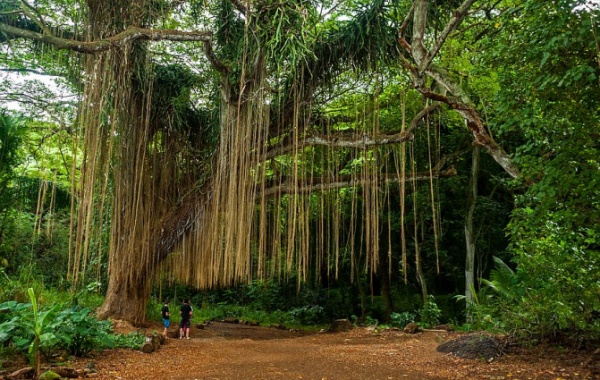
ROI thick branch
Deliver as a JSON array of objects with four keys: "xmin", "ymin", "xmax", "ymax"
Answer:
[
  {"xmin": 411, "ymin": 74, "xmax": 520, "ymax": 178},
  {"xmin": 0, "ymin": 23, "xmax": 213, "ymax": 53},
  {"xmin": 0, "ymin": 68, "xmax": 55, "ymax": 75},
  {"xmin": 266, "ymin": 131, "xmax": 413, "ymax": 160},
  {"xmin": 399, "ymin": 2, "xmax": 415, "ymax": 37},
  {"xmin": 258, "ymin": 167, "xmax": 457, "ymax": 198},
  {"xmin": 20, "ymin": 0, "xmax": 53, "ymax": 36},
  {"xmin": 266, "ymin": 103, "xmax": 441, "ymax": 159},
  {"xmin": 411, "ymin": 0, "xmax": 429, "ymax": 68},
  {"xmin": 397, "ymin": 3, "xmax": 520, "ymax": 179},
  {"xmin": 0, "ymin": 9, "xmax": 24, "ymax": 16},
  {"xmin": 203, "ymin": 37, "xmax": 229, "ymax": 75}
]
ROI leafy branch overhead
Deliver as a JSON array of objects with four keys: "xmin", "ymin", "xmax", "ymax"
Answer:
[{"xmin": 0, "ymin": 1, "xmax": 230, "ymax": 74}]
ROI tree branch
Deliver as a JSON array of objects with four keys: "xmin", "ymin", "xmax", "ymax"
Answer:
[
  {"xmin": 257, "ymin": 167, "xmax": 457, "ymax": 198},
  {"xmin": 0, "ymin": 9, "xmax": 23, "ymax": 16},
  {"xmin": 411, "ymin": 70, "xmax": 519, "ymax": 178},
  {"xmin": 411, "ymin": 0, "xmax": 429, "ymax": 69},
  {"xmin": 0, "ymin": 22, "xmax": 213, "ymax": 52},
  {"xmin": 229, "ymin": 0, "xmax": 248, "ymax": 15},
  {"xmin": 266, "ymin": 103, "xmax": 441, "ymax": 159},
  {"xmin": 399, "ymin": 1, "xmax": 415, "ymax": 37},
  {"xmin": 420, "ymin": 0, "xmax": 476, "ymax": 74},
  {"xmin": 20, "ymin": 0, "xmax": 53, "ymax": 37},
  {"xmin": 202, "ymin": 36, "xmax": 229, "ymax": 75},
  {"xmin": 0, "ymin": 68, "xmax": 55, "ymax": 76},
  {"xmin": 0, "ymin": 22, "xmax": 230, "ymax": 73}
]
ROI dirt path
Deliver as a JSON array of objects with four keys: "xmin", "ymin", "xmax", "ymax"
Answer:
[{"xmin": 69, "ymin": 322, "xmax": 595, "ymax": 380}]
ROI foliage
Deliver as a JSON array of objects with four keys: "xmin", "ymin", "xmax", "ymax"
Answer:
[
  {"xmin": 191, "ymin": 304, "xmax": 317, "ymax": 329},
  {"xmin": 51, "ymin": 305, "xmax": 113, "ymax": 357},
  {"xmin": 389, "ymin": 311, "xmax": 416, "ymax": 328},
  {"xmin": 0, "ymin": 111, "xmax": 75, "ymax": 293},
  {"xmin": 288, "ymin": 305, "xmax": 326, "ymax": 325},
  {"xmin": 146, "ymin": 297, "xmax": 164, "ymax": 323},
  {"xmin": 362, "ymin": 315, "xmax": 379, "ymax": 327},
  {"xmin": 26, "ymin": 288, "xmax": 55, "ymax": 374},
  {"xmin": 108, "ymin": 331, "xmax": 145, "ymax": 349},
  {"xmin": 0, "ymin": 296, "xmax": 144, "ymax": 367},
  {"xmin": 2, "ymin": 0, "xmax": 600, "ymax": 348},
  {"xmin": 0, "ymin": 265, "xmax": 44, "ymax": 303},
  {"xmin": 508, "ymin": 223, "xmax": 600, "ymax": 342},
  {"xmin": 0, "ymin": 111, "xmax": 25, "ymax": 214},
  {"xmin": 473, "ymin": 0, "xmax": 600, "ymax": 344},
  {"xmin": 418, "ymin": 295, "xmax": 441, "ymax": 328}
]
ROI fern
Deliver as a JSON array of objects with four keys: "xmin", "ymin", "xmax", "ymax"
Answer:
[{"xmin": 481, "ymin": 256, "xmax": 524, "ymax": 302}]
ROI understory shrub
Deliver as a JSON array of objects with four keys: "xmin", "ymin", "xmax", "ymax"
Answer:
[
  {"xmin": 0, "ymin": 298, "xmax": 144, "ymax": 364},
  {"xmin": 289, "ymin": 305, "xmax": 326, "ymax": 325},
  {"xmin": 467, "ymin": 251, "xmax": 600, "ymax": 345},
  {"xmin": 389, "ymin": 311, "xmax": 416, "ymax": 328},
  {"xmin": 418, "ymin": 295, "xmax": 441, "ymax": 327}
]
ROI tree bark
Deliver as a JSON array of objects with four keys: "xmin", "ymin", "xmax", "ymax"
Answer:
[
  {"xmin": 415, "ymin": 216, "xmax": 428, "ymax": 304},
  {"xmin": 0, "ymin": 22, "xmax": 213, "ymax": 53},
  {"xmin": 379, "ymin": 248, "xmax": 394, "ymax": 322},
  {"xmin": 98, "ymin": 276, "xmax": 150, "ymax": 324},
  {"xmin": 464, "ymin": 146, "xmax": 480, "ymax": 321}
]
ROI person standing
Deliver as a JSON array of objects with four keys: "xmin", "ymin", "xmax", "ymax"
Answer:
[
  {"xmin": 179, "ymin": 299, "xmax": 193, "ymax": 339},
  {"xmin": 161, "ymin": 300, "xmax": 170, "ymax": 338}
]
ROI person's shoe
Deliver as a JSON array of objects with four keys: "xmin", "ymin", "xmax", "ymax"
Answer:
[
  {"xmin": 179, "ymin": 336, "xmax": 183, "ymax": 339},
  {"xmin": 186, "ymin": 337, "xmax": 190, "ymax": 340}
]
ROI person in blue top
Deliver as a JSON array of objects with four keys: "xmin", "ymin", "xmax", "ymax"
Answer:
[
  {"xmin": 161, "ymin": 300, "xmax": 170, "ymax": 339},
  {"xmin": 179, "ymin": 299, "xmax": 193, "ymax": 339}
]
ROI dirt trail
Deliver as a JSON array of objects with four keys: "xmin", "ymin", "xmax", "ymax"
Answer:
[{"xmin": 69, "ymin": 322, "xmax": 595, "ymax": 380}]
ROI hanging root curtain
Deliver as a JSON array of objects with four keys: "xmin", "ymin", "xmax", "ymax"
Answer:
[{"xmin": 66, "ymin": 0, "xmax": 452, "ymax": 322}]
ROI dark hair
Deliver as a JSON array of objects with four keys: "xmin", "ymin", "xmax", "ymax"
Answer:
[
  {"xmin": 184, "ymin": 299, "xmax": 189, "ymax": 303},
  {"xmin": 164, "ymin": 300, "xmax": 169, "ymax": 304}
]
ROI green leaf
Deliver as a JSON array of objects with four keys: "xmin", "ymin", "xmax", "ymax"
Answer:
[{"xmin": 540, "ymin": 51, "xmax": 550, "ymax": 67}]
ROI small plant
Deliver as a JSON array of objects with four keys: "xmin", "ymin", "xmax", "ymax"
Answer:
[
  {"xmin": 419, "ymin": 295, "xmax": 441, "ymax": 328},
  {"xmin": 0, "ymin": 296, "xmax": 145, "ymax": 370},
  {"xmin": 108, "ymin": 331, "xmax": 145, "ymax": 349},
  {"xmin": 289, "ymin": 305, "xmax": 325, "ymax": 325},
  {"xmin": 363, "ymin": 316, "xmax": 379, "ymax": 326},
  {"xmin": 390, "ymin": 312, "xmax": 416, "ymax": 328},
  {"xmin": 27, "ymin": 288, "xmax": 61, "ymax": 377},
  {"xmin": 52, "ymin": 306, "xmax": 113, "ymax": 356}
]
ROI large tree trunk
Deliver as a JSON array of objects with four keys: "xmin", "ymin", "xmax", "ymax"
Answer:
[
  {"xmin": 98, "ymin": 276, "xmax": 150, "ymax": 324},
  {"xmin": 84, "ymin": 0, "xmax": 154, "ymax": 323},
  {"xmin": 96, "ymin": 43, "xmax": 256, "ymax": 323},
  {"xmin": 97, "ymin": 191, "xmax": 205, "ymax": 322}
]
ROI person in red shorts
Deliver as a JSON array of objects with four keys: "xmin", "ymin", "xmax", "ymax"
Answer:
[{"xmin": 179, "ymin": 299, "xmax": 193, "ymax": 339}]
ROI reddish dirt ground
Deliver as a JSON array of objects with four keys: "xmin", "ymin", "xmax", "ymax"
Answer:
[
  {"xmin": 61, "ymin": 321, "xmax": 597, "ymax": 380},
  {"xmin": 2, "ymin": 321, "xmax": 597, "ymax": 379}
]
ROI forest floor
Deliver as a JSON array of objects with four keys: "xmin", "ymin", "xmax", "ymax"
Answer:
[{"xmin": 3, "ymin": 320, "xmax": 599, "ymax": 380}]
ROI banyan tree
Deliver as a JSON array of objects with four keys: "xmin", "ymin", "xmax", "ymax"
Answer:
[{"xmin": 1, "ymin": 0, "xmax": 519, "ymax": 323}]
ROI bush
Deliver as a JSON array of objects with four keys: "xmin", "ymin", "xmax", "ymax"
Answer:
[
  {"xmin": 0, "ymin": 298, "xmax": 143, "ymax": 365},
  {"xmin": 418, "ymin": 295, "xmax": 441, "ymax": 328},
  {"xmin": 289, "ymin": 305, "xmax": 326, "ymax": 325},
  {"xmin": 51, "ymin": 306, "xmax": 113, "ymax": 356},
  {"xmin": 389, "ymin": 312, "xmax": 416, "ymax": 328}
]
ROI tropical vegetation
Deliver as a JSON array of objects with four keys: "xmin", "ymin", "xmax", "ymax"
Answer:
[{"xmin": 0, "ymin": 0, "xmax": 598, "ymax": 370}]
